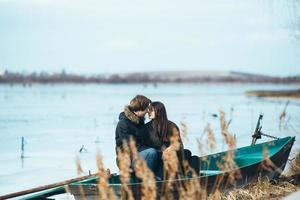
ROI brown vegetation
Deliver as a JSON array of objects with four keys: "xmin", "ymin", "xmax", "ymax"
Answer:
[
  {"xmin": 70, "ymin": 110, "xmax": 300, "ymax": 200},
  {"xmin": 246, "ymin": 90, "xmax": 300, "ymax": 98}
]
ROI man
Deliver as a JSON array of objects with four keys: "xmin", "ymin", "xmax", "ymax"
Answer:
[{"xmin": 115, "ymin": 95, "xmax": 158, "ymax": 172}]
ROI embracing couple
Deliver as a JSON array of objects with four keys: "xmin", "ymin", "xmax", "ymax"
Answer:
[{"xmin": 115, "ymin": 95, "xmax": 199, "ymax": 179}]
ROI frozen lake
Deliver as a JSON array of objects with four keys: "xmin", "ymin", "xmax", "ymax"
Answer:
[{"xmin": 0, "ymin": 83, "xmax": 300, "ymax": 196}]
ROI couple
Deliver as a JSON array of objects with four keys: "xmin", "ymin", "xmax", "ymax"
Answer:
[{"xmin": 115, "ymin": 95, "xmax": 199, "ymax": 179}]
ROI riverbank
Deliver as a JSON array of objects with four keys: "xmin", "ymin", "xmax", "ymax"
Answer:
[
  {"xmin": 246, "ymin": 89, "xmax": 300, "ymax": 98},
  {"xmin": 222, "ymin": 150, "xmax": 300, "ymax": 200}
]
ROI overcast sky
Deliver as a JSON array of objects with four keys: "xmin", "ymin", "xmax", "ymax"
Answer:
[{"xmin": 0, "ymin": 0, "xmax": 299, "ymax": 76}]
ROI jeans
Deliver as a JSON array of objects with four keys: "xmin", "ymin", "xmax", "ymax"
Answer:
[{"xmin": 138, "ymin": 148, "xmax": 158, "ymax": 173}]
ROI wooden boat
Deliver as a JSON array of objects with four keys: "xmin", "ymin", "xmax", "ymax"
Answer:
[{"xmin": 10, "ymin": 136, "xmax": 295, "ymax": 200}]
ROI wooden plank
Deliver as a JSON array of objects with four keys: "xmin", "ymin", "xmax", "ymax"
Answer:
[{"xmin": 0, "ymin": 173, "xmax": 98, "ymax": 200}]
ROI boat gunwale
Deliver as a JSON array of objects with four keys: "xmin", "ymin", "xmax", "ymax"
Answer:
[
  {"xmin": 21, "ymin": 136, "xmax": 296, "ymax": 199},
  {"xmin": 71, "ymin": 136, "xmax": 296, "ymax": 187},
  {"xmin": 198, "ymin": 136, "xmax": 295, "ymax": 175}
]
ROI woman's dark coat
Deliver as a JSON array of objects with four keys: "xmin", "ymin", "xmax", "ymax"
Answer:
[
  {"xmin": 143, "ymin": 121, "xmax": 183, "ymax": 151},
  {"xmin": 143, "ymin": 120, "xmax": 200, "ymax": 174},
  {"xmin": 142, "ymin": 120, "xmax": 184, "ymax": 160}
]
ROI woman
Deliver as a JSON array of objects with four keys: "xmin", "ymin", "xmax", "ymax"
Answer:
[
  {"xmin": 145, "ymin": 102, "xmax": 183, "ymax": 152},
  {"xmin": 143, "ymin": 102, "xmax": 199, "ymax": 178}
]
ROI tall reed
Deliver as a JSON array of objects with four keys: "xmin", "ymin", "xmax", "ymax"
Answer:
[
  {"xmin": 217, "ymin": 110, "xmax": 241, "ymax": 187},
  {"xmin": 96, "ymin": 153, "xmax": 116, "ymax": 200},
  {"xmin": 117, "ymin": 141, "xmax": 134, "ymax": 200},
  {"xmin": 205, "ymin": 123, "xmax": 216, "ymax": 153},
  {"xmin": 70, "ymin": 109, "xmax": 300, "ymax": 200},
  {"xmin": 129, "ymin": 138, "xmax": 157, "ymax": 200},
  {"xmin": 76, "ymin": 157, "xmax": 86, "ymax": 200}
]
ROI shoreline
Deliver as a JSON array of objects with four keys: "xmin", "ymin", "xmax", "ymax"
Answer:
[
  {"xmin": 1, "ymin": 70, "xmax": 300, "ymax": 85},
  {"xmin": 1, "ymin": 81, "xmax": 300, "ymax": 86},
  {"xmin": 246, "ymin": 89, "xmax": 300, "ymax": 98}
]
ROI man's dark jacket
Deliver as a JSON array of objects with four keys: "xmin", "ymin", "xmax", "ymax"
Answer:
[{"xmin": 115, "ymin": 106, "xmax": 147, "ymax": 152}]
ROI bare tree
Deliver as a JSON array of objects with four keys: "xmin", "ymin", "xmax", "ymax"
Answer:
[{"xmin": 291, "ymin": 0, "xmax": 300, "ymax": 40}]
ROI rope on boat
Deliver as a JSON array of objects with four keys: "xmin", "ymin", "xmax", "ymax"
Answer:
[
  {"xmin": 260, "ymin": 132, "xmax": 279, "ymax": 140},
  {"xmin": 251, "ymin": 114, "xmax": 280, "ymax": 145}
]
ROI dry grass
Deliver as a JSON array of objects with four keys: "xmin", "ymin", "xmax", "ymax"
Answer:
[
  {"xmin": 180, "ymin": 121, "xmax": 188, "ymax": 141},
  {"xmin": 75, "ymin": 157, "xmax": 86, "ymax": 200},
  {"xmin": 117, "ymin": 142, "xmax": 134, "ymax": 200},
  {"xmin": 70, "ymin": 109, "xmax": 300, "ymax": 200},
  {"xmin": 219, "ymin": 110, "xmax": 235, "ymax": 149},
  {"xmin": 196, "ymin": 138, "xmax": 206, "ymax": 157},
  {"xmin": 279, "ymin": 101, "xmax": 290, "ymax": 130},
  {"xmin": 216, "ymin": 110, "xmax": 241, "ymax": 187},
  {"xmin": 129, "ymin": 138, "xmax": 157, "ymax": 200},
  {"xmin": 224, "ymin": 178, "xmax": 299, "ymax": 200},
  {"xmin": 96, "ymin": 153, "xmax": 116, "ymax": 200},
  {"xmin": 75, "ymin": 156, "xmax": 84, "ymax": 175},
  {"xmin": 205, "ymin": 123, "xmax": 216, "ymax": 153},
  {"xmin": 288, "ymin": 149, "xmax": 300, "ymax": 176},
  {"xmin": 72, "ymin": 149, "xmax": 300, "ymax": 200},
  {"xmin": 178, "ymin": 164, "xmax": 202, "ymax": 200}
]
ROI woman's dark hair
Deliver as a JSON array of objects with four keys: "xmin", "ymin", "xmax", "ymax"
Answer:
[{"xmin": 150, "ymin": 101, "xmax": 169, "ymax": 142}]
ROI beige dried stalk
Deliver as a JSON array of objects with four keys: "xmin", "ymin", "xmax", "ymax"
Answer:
[
  {"xmin": 208, "ymin": 189, "xmax": 221, "ymax": 200},
  {"xmin": 219, "ymin": 110, "xmax": 235, "ymax": 149},
  {"xmin": 178, "ymin": 163, "xmax": 202, "ymax": 200},
  {"xmin": 117, "ymin": 141, "xmax": 134, "ymax": 200},
  {"xmin": 75, "ymin": 157, "xmax": 86, "ymax": 200},
  {"xmin": 163, "ymin": 134, "xmax": 180, "ymax": 178},
  {"xmin": 75, "ymin": 156, "xmax": 84, "ymax": 175},
  {"xmin": 259, "ymin": 147, "xmax": 281, "ymax": 174},
  {"xmin": 160, "ymin": 133, "xmax": 183, "ymax": 199},
  {"xmin": 63, "ymin": 185, "xmax": 72, "ymax": 199},
  {"xmin": 180, "ymin": 121, "xmax": 188, "ymax": 141},
  {"xmin": 96, "ymin": 153, "xmax": 116, "ymax": 200},
  {"xmin": 205, "ymin": 123, "xmax": 216, "ymax": 153},
  {"xmin": 217, "ymin": 110, "xmax": 241, "ymax": 186},
  {"xmin": 288, "ymin": 149, "xmax": 300, "ymax": 175},
  {"xmin": 196, "ymin": 138, "xmax": 206, "ymax": 157},
  {"xmin": 224, "ymin": 178, "xmax": 298, "ymax": 200},
  {"xmin": 129, "ymin": 138, "xmax": 157, "ymax": 200},
  {"xmin": 279, "ymin": 100, "xmax": 289, "ymax": 130}
]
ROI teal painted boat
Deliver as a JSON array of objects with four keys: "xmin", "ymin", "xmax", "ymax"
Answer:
[{"xmin": 18, "ymin": 136, "xmax": 295, "ymax": 200}]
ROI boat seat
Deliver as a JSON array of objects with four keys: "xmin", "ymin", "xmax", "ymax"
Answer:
[{"xmin": 200, "ymin": 170, "xmax": 221, "ymax": 176}]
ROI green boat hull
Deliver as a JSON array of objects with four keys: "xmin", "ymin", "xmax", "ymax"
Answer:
[{"xmin": 23, "ymin": 136, "xmax": 295, "ymax": 199}]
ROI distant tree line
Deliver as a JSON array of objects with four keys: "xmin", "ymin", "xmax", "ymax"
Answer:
[{"xmin": 0, "ymin": 70, "xmax": 299, "ymax": 84}]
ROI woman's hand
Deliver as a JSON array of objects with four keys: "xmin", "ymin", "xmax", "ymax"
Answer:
[
  {"xmin": 162, "ymin": 146, "xmax": 179, "ymax": 174},
  {"xmin": 162, "ymin": 146, "xmax": 173, "ymax": 161}
]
